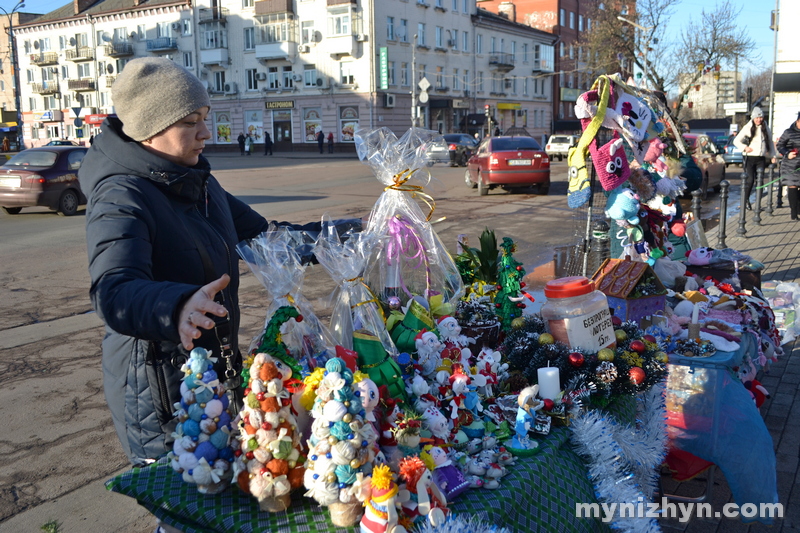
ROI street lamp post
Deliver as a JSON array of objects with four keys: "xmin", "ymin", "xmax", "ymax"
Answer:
[
  {"xmin": 1, "ymin": 0, "xmax": 26, "ymax": 151},
  {"xmin": 617, "ymin": 16, "xmax": 653, "ymax": 89}
]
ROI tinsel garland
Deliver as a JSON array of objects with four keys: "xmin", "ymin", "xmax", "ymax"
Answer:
[
  {"xmin": 412, "ymin": 514, "xmax": 511, "ymax": 533},
  {"xmin": 569, "ymin": 383, "xmax": 668, "ymax": 533}
]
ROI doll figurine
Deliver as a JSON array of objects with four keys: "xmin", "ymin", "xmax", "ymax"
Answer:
[
  {"xmin": 420, "ymin": 445, "xmax": 470, "ymax": 501},
  {"xmin": 360, "ymin": 464, "xmax": 407, "ymax": 533},
  {"xmin": 510, "ymin": 385, "xmax": 543, "ymax": 452},
  {"xmin": 398, "ymin": 456, "xmax": 448, "ymax": 527},
  {"xmin": 421, "ymin": 406, "xmax": 450, "ymax": 446},
  {"xmin": 436, "ymin": 316, "xmax": 474, "ymax": 368},
  {"xmin": 415, "ymin": 330, "xmax": 443, "ymax": 377}
]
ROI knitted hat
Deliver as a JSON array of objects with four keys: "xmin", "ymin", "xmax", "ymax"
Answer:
[
  {"xmin": 591, "ymin": 135, "xmax": 630, "ymax": 191},
  {"xmin": 751, "ymin": 107, "xmax": 764, "ymax": 119},
  {"xmin": 112, "ymin": 57, "xmax": 210, "ymax": 141}
]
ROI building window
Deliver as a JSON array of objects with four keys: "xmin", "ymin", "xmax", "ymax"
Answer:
[
  {"xmin": 203, "ymin": 26, "xmax": 228, "ymax": 49},
  {"xmin": 523, "ymin": 77, "xmax": 528, "ymax": 96},
  {"xmin": 78, "ymin": 63, "xmax": 92, "ymax": 78},
  {"xmin": 477, "ymin": 71, "xmax": 483, "ymax": 92},
  {"xmin": 476, "ymin": 34, "xmax": 482, "ymax": 54},
  {"xmin": 183, "ymin": 52, "xmax": 193, "ymax": 68},
  {"xmin": 156, "ymin": 22, "xmax": 172, "ymax": 38},
  {"xmin": 452, "ymin": 0, "xmax": 458, "ymax": 11},
  {"xmin": 246, "ymin": 69, "xmax": 258, "ymax": 90},
  {"xmin": 283, "ymin": 66, "xmax": 293, "ymax": 88},
  {"xmin": 463, "ymin": 70, "xmax": 468, "ymax": 91},
  {"xmin": 301, "ymin": 21, "xmax": 314, "ymax": 44},
  {"xmin": 47, "ymin": 125, "xmax": 60, "ymax": 139},
  {"xmin": 569, "ymin": 11, "xmax": 575, "ymax": 29},
  {"xmin": 578, "ymin": 15, "xmax": 584, "ymax": 31},
  {"xmin": 183, "ymin": 19, "xmax": 192, "ymax": 36},
  {"xmin": 268, "ymin": 66, "xmax": 279, "ymax": 89},
  {"xmin": 435, "ymin": 0, "xmax": 443, "ymax": 8},
  {"xmin": 453, "ymin": 68, "xmax": 459, "ymax": 90},
  {"xmin": 100, "ymin": 92, "xmax": 110, "ymax": 107},
  {"xmin": 40, "ymin": 38, "xmax": 52, "ymax": 51},
  {"xmin": 244, "ymin": 27, "xmax": 256, "ymax": 49},
  {"xmin": 401, "ymin": 62, "xmax": 409, "ymax": 85},
  {"xmin": 78, "ymin": 93, "xmax": 92, "ymax": 107},
  {"xmin": 417, "ymin": 63, "xmax": 425, "ymax": 84},
  {"xmin": 257, "ymin": 13, "xmax": 292, "ymax": 43},
  {"xmin": 511, "ymin": 41, "xmax": 516, "ymax": 60},
  {"xmin": 620, "ymin": 5, "xmax": 628, "ymax": 15},
  {"xmin": 559, "ymin": 9, "xmax": 565, "ymax": 26},
  {"xmin": 28, "ymin": 97, "xmax": 36, "ymax": 111},
  {"xmin": 329, "ymin": 7, "xmax": 351, "ymax": 36},
  {"xmin": 137, "ymin": 25, "xmax": 146, "ymax": 39},
  {"xmin": 559, "ymin": 42, "xmax": 564, "ymax": 57},
  {"xmin": 417, "ymin": 23, "xmax": 426, "ymax": 46},
  {"xmin": 26, "ymin": 69, "xmax": 34, "ymax": 83},
  {"xmin": 243, "ymin": 0, "xmax": 254, "ymax": 6},
  {"xmin": 43, "ymin": 95, "xmax": 57, "ymax": 110},
  {"xmin": 116, "ymin": 58, "xmax": 129, "ymax": 73},
  {"xmin": 387, "ymin": 17, "xmax": 395, "ymax": 40},
  {"xmin": 463, "ymin": 0, "xmax": 468, "ymax": 12},
  {"xmin": 462, "ymin": 31, "xmax": 468, "ymax": 52},
  {"xmin": 388, "ymin": 61, "xmax": 395, "ymax": 85},
  {"xmin": 23, "ymin": 40, "xmax": 30, "ymax": 53},
  {"xmin": 59, "ymin": 36, "xmax": 67, "ymax": 50},
  {"xmin": 214, "ymin": 71, "xmax": 226, "ymax": 92},
  {"xmin": 452, "ymin": 29, "xmax": 458, "ymax": 48},
  {"xmin": 304, "ymin": 64, "xmax": 317, "ymax": 87},
  {"xmin": 587, "ymin": 18, "xmax": 592, "ymax": 31},
  {"xmin": 63, "ymin": 94, "xmax": 71, "ymax": 107},
  {"xmin": 400, "ymin": 19, "xmax": 408, "ymax": 42},
  {"xmin": 340, "ymin": 62, "xmax": 355, "ymax": 85},
  {"xmin": 435, "ymin": 27, "xmax": 443, "ymax": 48},
  {"xmin": 40, "ymin": 67, "xmax": 53, "ymax": 82},
  {"xmin": 569, "ymin": 44, "xmax": 574, "ymax": 59},
  {"xmin": 436, "ymin": 66, "xmax": 444, "ymax": 88},
  {"xmin": 490, "ymin": 37, "xmax": 496, "ymax": 53}
]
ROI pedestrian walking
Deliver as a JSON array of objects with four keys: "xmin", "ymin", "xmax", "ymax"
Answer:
[
  {"xmin": 89, "ymin": 134, "xmax": 95, "ymax": 146},
  {"xmin": 776, "ymin": 112, "xmax": 800, "ymax": 220},
  {"xmin": 327, "ymin": 131, "xmax": 334, "ymax": 154},
  {"xmin": 245, "ymin": 133, "xmax": 253, "ymax": 156},
  {"xmin": 317, "ymin": 130, "xmax": 325, "ymax": 154},
  {"xmin": 237, "ymin": 132, "xmax": 246, "ymax": 155},
  {"xmin": 77, "ymin": 57, "xmax": 358, "ymax": 476},
  {"xmin": 1, "ymin": 137, "xmax": 9, "ymax": 152},
  {"xmin": 264, "ymin": 131, "xmax": 273, "ymax": 155},
  {"xmin": 733, "ymin": 107, "xmax": 776, "ymax": 210}
]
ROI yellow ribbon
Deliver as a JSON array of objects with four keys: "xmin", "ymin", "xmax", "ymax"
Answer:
[
  {"xmin": 345, "ymin": 276, "xmax": 387, "ymax": 323},
  {"xmin": 384, "ymin": 168, "xmax": 444, "ymax": 223}
]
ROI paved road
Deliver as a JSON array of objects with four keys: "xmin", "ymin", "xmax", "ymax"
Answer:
[{"xmin": 0, "ymin": 155, "xmax": 584, "ymax": 532}]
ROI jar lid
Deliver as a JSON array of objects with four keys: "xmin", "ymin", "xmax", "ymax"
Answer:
[{"xmin": 544, "ymin": 276, "xmax": 595, "ymax": 298}]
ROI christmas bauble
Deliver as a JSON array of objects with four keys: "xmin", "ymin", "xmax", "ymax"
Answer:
[
  {"xmin": 629, "ymin": 367, "xmax": 646, "ymax": 385},
  {"xmin": 643, "ymin": 335, "xmax": 657, "ymax": 344},
  {"xmin": 629, "ymin": 340, "xmax": 646, "ymax": 353},
  {"xmin": 538, "ymin": 333, "xmax": 555, "ymax": 345},
  {"xmin": 611, "ymin": 316, "xmax": 623, "ymax": 327},
  {"xmin": 614, "ymin": 329, "xmax": 628, "ymax": 342},
  {"xmin": 388, "ymin": 296, "xmax": 402, "ymax": 310},
  {"xmin": 511, "ymin": 317, "xmax": 526, "ymax": 329},
  {"xmin": 655, "ymin": 351, "xmax": 669, "ymax": 364},
  {"xmin": 567, "ymin": 352, "xmax": 585, "ymax": 367},
  {"xmin": 597, "ymin": 348, "xmax": 615, "ymax": 362},
  {"xmin": 543, "ymin": 398, "xmax": 555, "ymax": 411}
]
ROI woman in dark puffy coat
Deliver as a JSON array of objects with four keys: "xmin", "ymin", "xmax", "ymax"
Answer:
[
  {"xmin": 79, "ymin": 58, "xmax": 357, "ymax": 469},
  {"xmin": 776, "ymin": 113, "xmax": 800, "ymax": 220}
]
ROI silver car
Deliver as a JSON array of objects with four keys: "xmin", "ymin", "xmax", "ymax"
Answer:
[{"xmin": 723, "ymin": 139, "xmax": 743, "ymax": 167}]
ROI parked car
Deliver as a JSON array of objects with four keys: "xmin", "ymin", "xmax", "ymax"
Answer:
[
  {"xmin": 464, "ymin": 136, "xmax": 550, "ymax": 195},
  {"xmin": 45, "ymin": 140, "xmax": 79, "ymax": 146},
  {"xmin": 683, "ymin": 133, "xmax": 726, "ymax": 199},
  {"xmin": 545, "ymin": 134, "xmax": 577, "ymax": 161},
  {"xmin": 0, "ymin": 146, "xmax": 88, "ymax": 216},
  {"xmin": 425, "ymin": 137, "xmax": 451, "ymax": 165},
  {"xmin": 722, "ymin": 138, "xmax": 743, "ymax": 167},
  {"xmin": 442, "ymin": 133, "xmax": 478, "ymax": 166}
]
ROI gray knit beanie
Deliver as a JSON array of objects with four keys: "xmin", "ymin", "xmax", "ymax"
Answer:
[
  {"xmin": 751, "ymin": 107, "xmax": 764, "ymax": 119},
  {"xmin": 112, "ymin": 57, "xmax": 210, "ymax": 141}
]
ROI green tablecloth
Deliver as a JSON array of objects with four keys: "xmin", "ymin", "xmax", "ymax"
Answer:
[{"xmin": 106, "ymin": 427, "xmax": 609, "ymax": 533}]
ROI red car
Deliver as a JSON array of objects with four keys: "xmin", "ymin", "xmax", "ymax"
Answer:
[
  {"xmin": 0, "ymin": 146, "xmax": 88, "ymax": 216},
  {"xmin": 464, "ymin": 136, "xmax": 550, "ymax": 196}
]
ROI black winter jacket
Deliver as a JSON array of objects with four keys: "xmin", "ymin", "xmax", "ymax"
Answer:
[
  {"xmin": 79, "ymin": 119, "xmax": 357, "ymax": 465},
  {"xmin": 776, "ymin": 122, "xmax": 800, "ymax": 187}
]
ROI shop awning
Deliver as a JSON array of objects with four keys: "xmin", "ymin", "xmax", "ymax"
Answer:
[{"xmin": 0, "ymin": 122, "xmax": 18, "ymax": 132}]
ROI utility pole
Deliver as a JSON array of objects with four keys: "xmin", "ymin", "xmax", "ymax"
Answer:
[
  {"xmin": 768, "ymin": 0, "xmax": 779, "ymax": 131},
  {"xmin": 1, "ymin": 1, "xmax": 26, "ymax": 150},
  {"xmin": 411, "ymin": 34, "xmax": 417, "ymax": 127}
]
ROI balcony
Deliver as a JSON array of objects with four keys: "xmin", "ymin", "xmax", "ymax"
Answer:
[
  {"xmin": 198, "ymin": 6, "xmax": 229, "ymax": 24},
  {"xmin": 105, "ymin": 76, "xmax": 116, "ymax": 88},
  {"xmin": 68, "ymin": 79, "xmax": 96, "ymax": 91},
  {"xmin": 200, "ymin": 48, "xmax": 229, "ymax": 66},
  {"xmin": 254, "ymin": 40, "xmax": 297, "ymax": 61},
  {"xmin": 325, "ymin": 34, "xmax": 354, "ymax": 58},
  {"xmin": 256, "ymin": 0, "xmax": 295, "ymax": 14},
  {"xmin": 104, "ymin": 42, "xmax": 133, "ymax": 57},
  {"xmin": 146, "ymin": 37, "xmax": 178, "ymax": 52},
  {"xmin": 531, "ymin": 58, "xmax": 554, "ymax": 73},
  {"xmin": 65, "ymin": 47, "xmax": 94, "ymax": 62},
  {"xmin": 30, "ymin": 52, "xmax": 59, "ymax": 66},
  {"xmin": 32, "ymin": 81, "xmax": 60, "ymax": 95},
  {"xmin": 489, "ymin": 53, "xmax": 515, "ymax": 72}
]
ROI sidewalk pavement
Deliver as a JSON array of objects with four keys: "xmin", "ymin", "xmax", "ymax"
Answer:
[
  {"xmin": 660, "ymin": 185, "xmax": 800, "ymax": 532},
  {"xmin": 204, "ymin": 150, "xmax": 359, "ymax": 159}
]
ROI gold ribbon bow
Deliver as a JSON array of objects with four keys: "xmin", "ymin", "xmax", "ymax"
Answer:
[{"xmin": 385, "ymin": 168, "xmax": 444, "ymax": 223}]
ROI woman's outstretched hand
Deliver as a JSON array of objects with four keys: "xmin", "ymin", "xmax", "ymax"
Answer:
[{"xmin": 178, "ymin": 274, "xmax": 230, "ymax": 350}]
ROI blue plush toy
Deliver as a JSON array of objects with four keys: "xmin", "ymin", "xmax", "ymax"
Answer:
[{"xmin": 605, "ymin": 187, "xmax": 641, "ymax": 225}]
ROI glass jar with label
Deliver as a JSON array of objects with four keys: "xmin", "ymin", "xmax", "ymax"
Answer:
[{"xmin": 540, "ymin": 276, "xmax": 616, "ymax": 352}]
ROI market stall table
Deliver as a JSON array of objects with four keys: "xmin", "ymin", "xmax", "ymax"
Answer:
[{"xmin": 107, "ymin": 428, "xmax": 610, "ymax": 533}]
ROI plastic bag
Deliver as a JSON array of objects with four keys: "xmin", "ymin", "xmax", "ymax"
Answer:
[
  {"xmin": 314, "ymin": 217, "xmax": 398, "ymax": 355},
  {"xmin": 355, "ymin": 127, "xmax": 464, "ymax": 313},
  {"xmin": 236, "ymin": 225, "xmax": 336, "ymax": 372}
]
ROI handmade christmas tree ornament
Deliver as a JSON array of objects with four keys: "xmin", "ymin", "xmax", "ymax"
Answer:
[
  {"xmin": 494, "ymin": 237, "xmax": 529, "ymax": 330},
  {"xmin": 169, "ymin": 347, "xmax": 236, "ymax": 494}
]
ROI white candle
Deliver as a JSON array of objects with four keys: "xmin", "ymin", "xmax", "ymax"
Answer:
[
  {"xmin": 537, "ymin": 366, "xmax": 561, "ymax": 401},
  {"xmin": 691, "ymin": 302, "xmax": 700, "ymax": 324}
]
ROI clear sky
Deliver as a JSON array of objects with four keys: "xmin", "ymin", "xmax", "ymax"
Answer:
[{"xmin": 3, "ymin": 0, "xmax": 778, "ymax": 73}]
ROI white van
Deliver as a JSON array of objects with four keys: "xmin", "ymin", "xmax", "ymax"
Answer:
[{"xmin": 545, "ymin": 135, "xmax": 577, "ymax": 161}]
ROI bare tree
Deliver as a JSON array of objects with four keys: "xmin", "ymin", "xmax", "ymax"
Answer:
[
  {"xmin": 673, "ymin": 1, "xmax": 756, "ymax": 118},
  {"xmin": 742, "ymin": 68, "xmax": 773, "ymax": 105}
]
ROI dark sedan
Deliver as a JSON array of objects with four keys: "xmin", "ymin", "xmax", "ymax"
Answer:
[
  {"xmin": 443, "ymin": 133, "xmax": 478, "ymax": 167},
  {"xmin": 0, "ymin": 146, "xmax": 88, "ymax": 216}
]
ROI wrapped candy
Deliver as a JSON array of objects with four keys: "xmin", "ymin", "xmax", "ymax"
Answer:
[
  {"xmin": 355, "ymin": 127, "xmax": 464, "ymax": 314},
  {"xmin": 315, "ymin": 220, "xmax": 397, "ymax": 356},
  {"xmin": 237, "ymin": 225, "xmax": 336, "ymax": 372}
]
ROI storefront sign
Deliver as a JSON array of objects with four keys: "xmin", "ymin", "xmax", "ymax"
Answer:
[
  {"xmin": 33, "ymin": 110, "xmax": 63, "ymax": 121},
  {"xmin": 497, "ymin": 102, "xmax": 521, "ymax": 110},
  {"xmin": 379, "ymin": 47, "xmax": 389, "ymax": 91},
  {"xmin": 265, "ymin": 101, "xmax": 295, "ymax": 109},
  {"xmin": 452, "ymin": 99, "xmax": 470, "ymax": 109},
  {"xmin": 85, "ymin": 114, "xmax": 108, "ymax": 125},
  {"xmin": 560, "ymin": 88, "xmax": 581, "ymax": 102}
]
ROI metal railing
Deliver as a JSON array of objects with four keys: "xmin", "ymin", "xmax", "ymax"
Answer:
[
  {"xmin": 104, "ymin": 42, "xmax": 133, "ymax": 57},
  {"xmin": 198, "ymin": 6, "xmax": 229, "ymax": 24},
  {"xmin": 30, "ymin": 52, "xmax": 59, "ymax": 66},
  {"xmin": 68, "ymin": 78, "xmax": 96, "ymax": 91},
  {"xmin": 31, "ymin": 81, "xmax": 59, "ymax": 95},
  {"xmin": 146, "ymin": 37, "xmax": 178, "ymax": 51},
  {"xmin": 489, "ymin": 53, "xmax": 515, "ymax": 68},
  {"xmin": 65, "ymin": 47, "xmax": 94, "ymax": 61}
]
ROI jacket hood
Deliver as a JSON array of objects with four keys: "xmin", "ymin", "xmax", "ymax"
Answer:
[{"xmin": 78, "ymin": 117, "xmax": 211, "ymax": 202}]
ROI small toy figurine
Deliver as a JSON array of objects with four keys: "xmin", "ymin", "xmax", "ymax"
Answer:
[
  {"xmin": 398, "ymin": 456, "xmax": 448, "ymax": 527},
  {"xmin": 508, "ymin": 385, "xmax": 543, "ymax": 454},
  {"xmin": 436, "ymin": 316, "xmax": 474, "ymax": 368},
  {"xmin": 415, "ymin": 330, "xmax": 443, "ymax": 377},
  {"xmin": 420, "ymin": 445, "xmax": 470, "ymax": 501},
  {"xmin": 421, "ymin": 406, "xmax": 450, "ymax": 446},
  {"xmin": 360, "ymin": 464, "xmax": 407, "ymax": 533}
]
